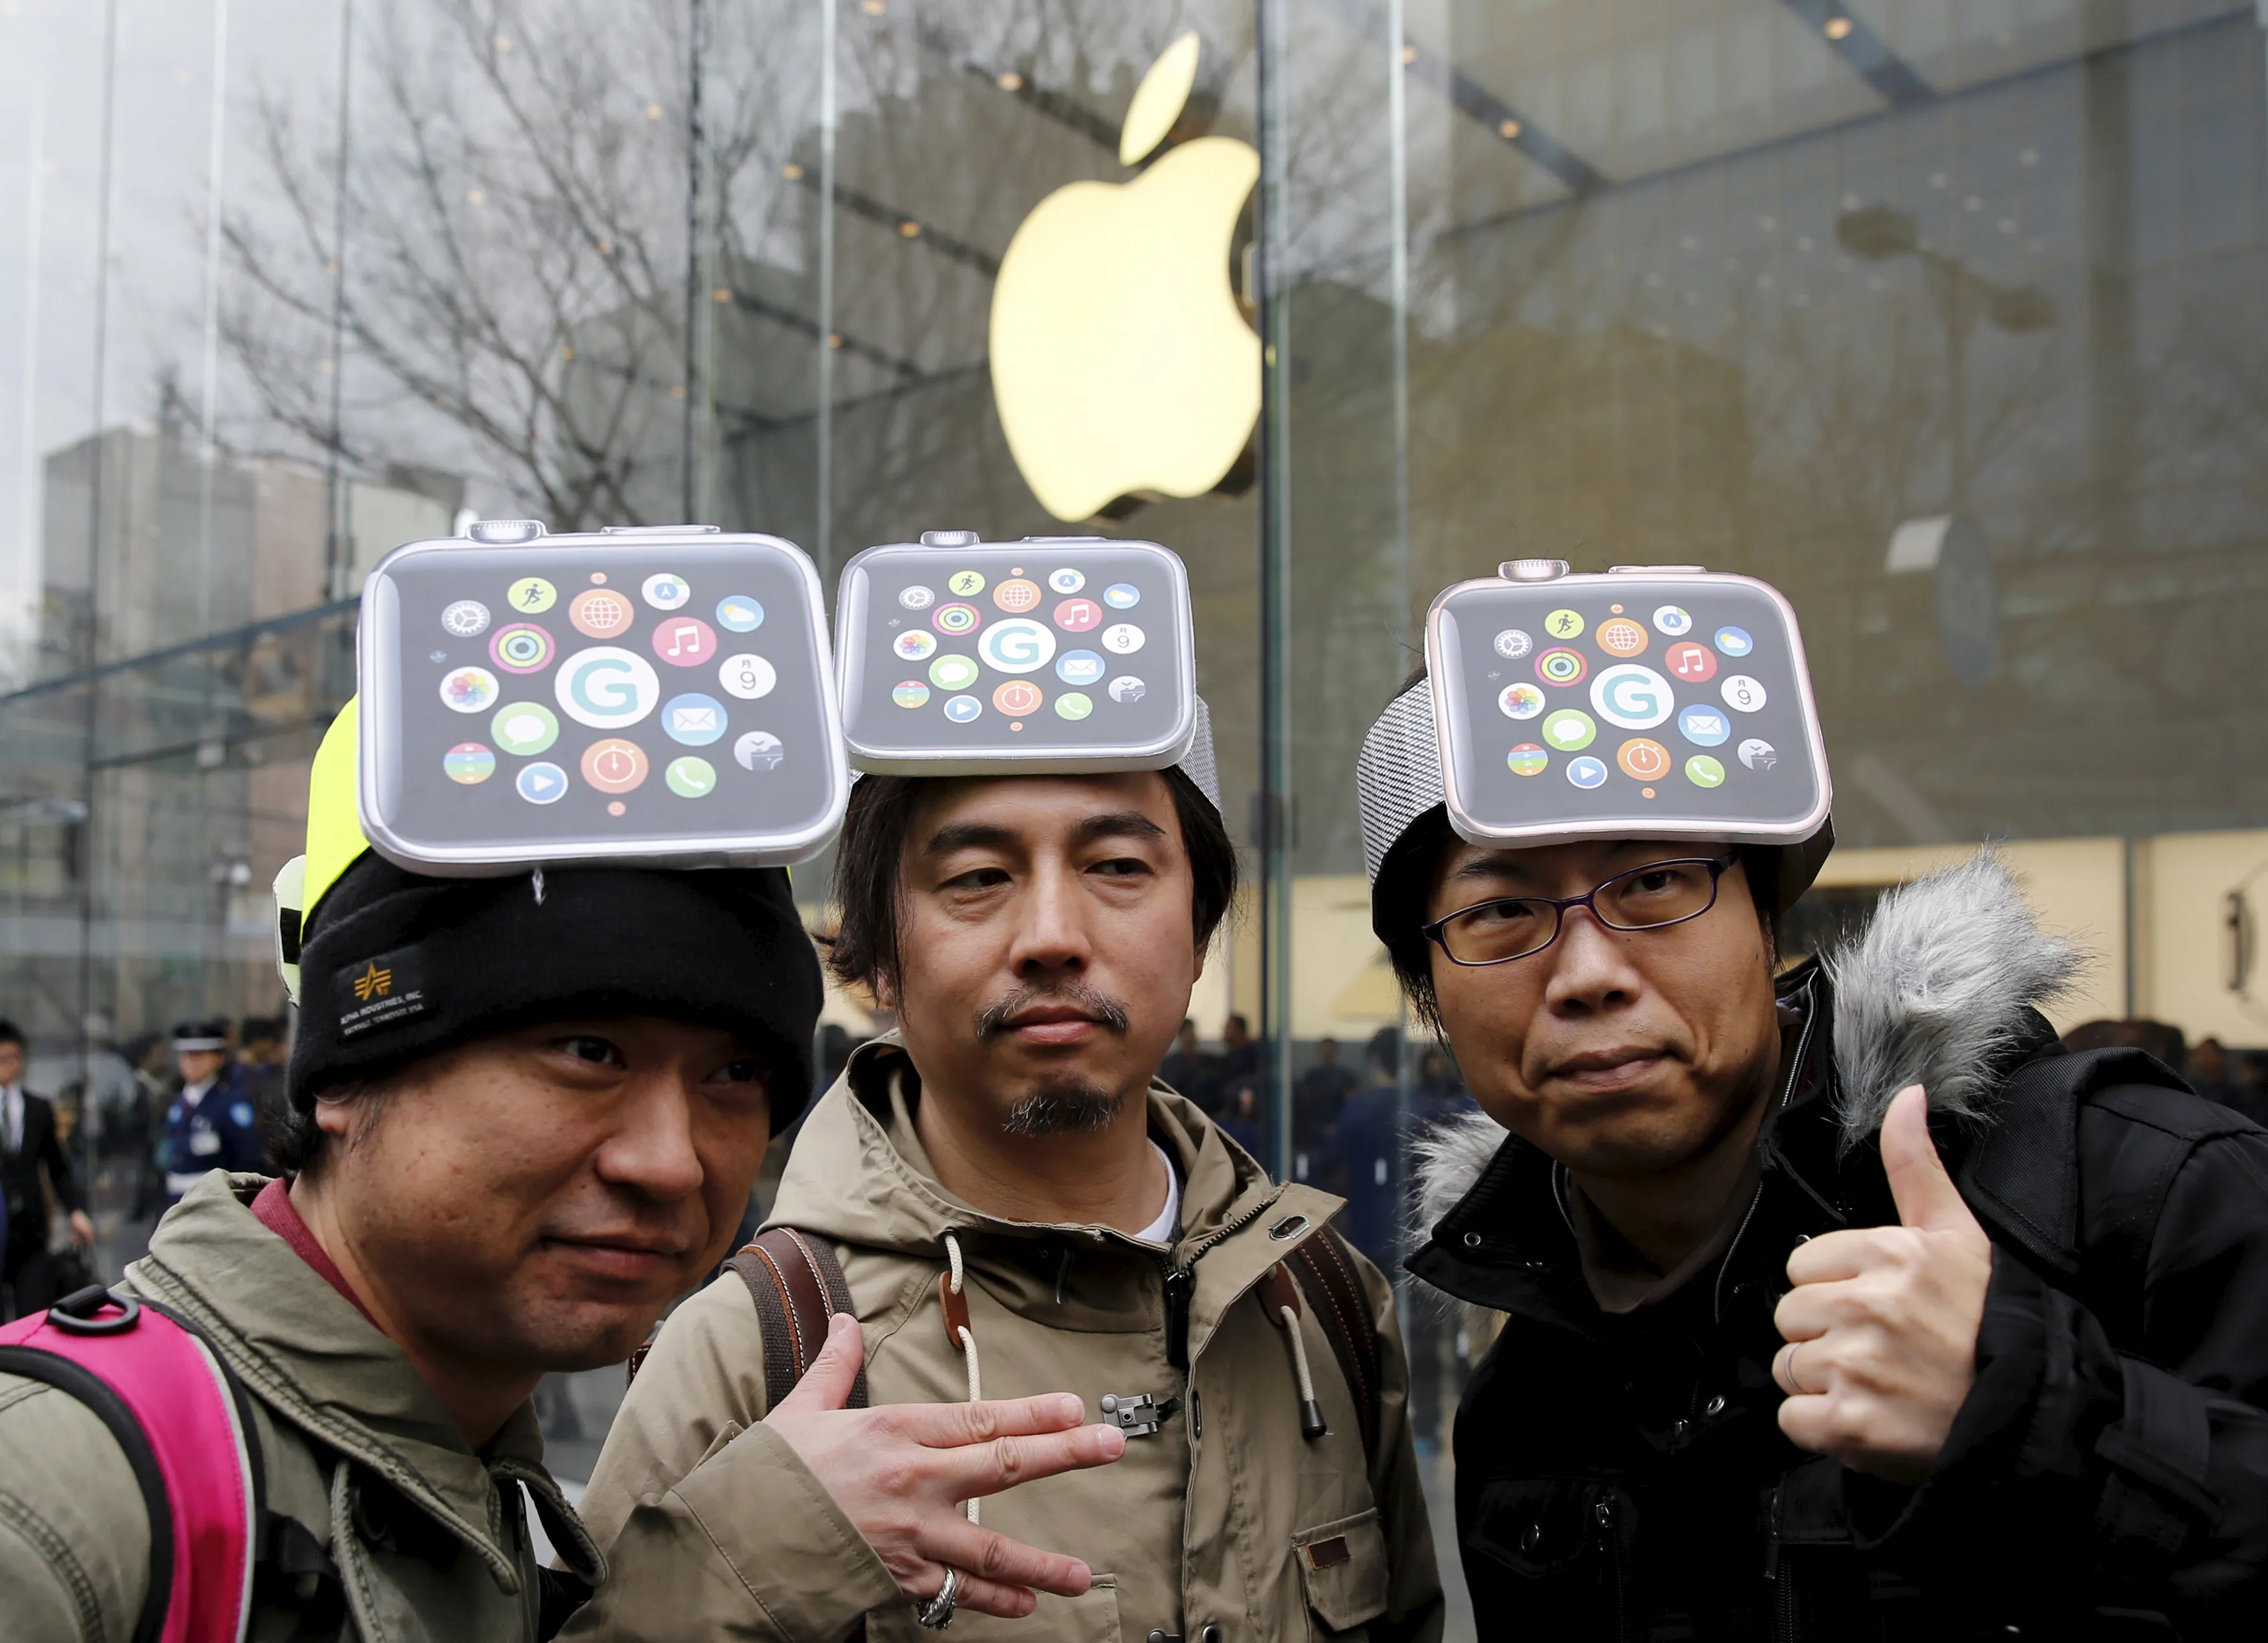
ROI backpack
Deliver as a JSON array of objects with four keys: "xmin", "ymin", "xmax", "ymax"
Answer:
[
  {"xmin": 686, "ymin": 1223, "xmax": 1388, "ymax": 1466},
  {"xmin": 0, "ymin": 1284, "xmax": 259, "ymax": 1643}
]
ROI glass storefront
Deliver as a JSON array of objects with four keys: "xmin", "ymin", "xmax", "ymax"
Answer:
[{"xmin": 7, "ymin": 0, "xmax": 2268, "ymax": 1615}]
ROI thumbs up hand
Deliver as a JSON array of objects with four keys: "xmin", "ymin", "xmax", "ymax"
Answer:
[{"xmin": 1772, "ymin": 1085, "xmax": 1994, "ymax": 1484}]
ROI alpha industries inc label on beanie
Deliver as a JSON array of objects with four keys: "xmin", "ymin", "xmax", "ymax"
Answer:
[{"xmin": 334, "ymin": 948, "xmax": 432, "ymax": 1040}]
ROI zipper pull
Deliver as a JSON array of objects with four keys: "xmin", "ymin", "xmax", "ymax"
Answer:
[{"xmin": 1164, "ymin": 1267, "xmax": 1193, "ymax": 1370}]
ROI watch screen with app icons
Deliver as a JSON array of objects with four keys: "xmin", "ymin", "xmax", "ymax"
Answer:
[
  {"xmin": 835, "ymin": 538, "xmax": 1194, "ymax": 773},
  {"xmin": 1428, "ymin": 572, "xmax": 1829, "ymax": 846},
  {"xmin": 359, "ymin": 531, "xmax": 845, "ymax": 870}
]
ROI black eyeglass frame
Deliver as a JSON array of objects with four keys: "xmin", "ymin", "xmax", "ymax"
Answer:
[{"xmin": 1420, "ymin": 853, "xmax": 1741, "ymax": 967}]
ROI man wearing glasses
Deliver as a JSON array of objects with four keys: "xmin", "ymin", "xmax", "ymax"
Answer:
[{"xmin": 1361, "ymin": 663, "xmax": 2268, "ymax": 1637}]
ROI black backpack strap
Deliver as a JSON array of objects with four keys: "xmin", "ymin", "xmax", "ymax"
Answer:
[
  {"xmin": 727, "ymin": 1227, "xmax": 869, "ymax": 1412},
  {"xmin": 0, "ymin": 1344, "xmax": 176, "ymax": 1643},
  {"xmin": 1288, "ymin": 1228, "xmax": 1384, "ymax": 1467}
]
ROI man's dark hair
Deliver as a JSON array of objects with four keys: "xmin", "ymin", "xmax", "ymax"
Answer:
[
  {"xmin": 265, "ymin": 1072, "xmax": 397, "ymax": 1179},
  {"xmin": 827, "ymin": 766, "xmax": 1237, "ymax": 993},
  {"xmin": 0, "ymin": 1018, "xmax": 23, "ymax": 1050}
]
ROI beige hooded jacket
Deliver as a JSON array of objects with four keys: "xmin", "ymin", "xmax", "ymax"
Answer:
[{"xmin": 572, "ymin": 1039, "xmax": 1443, "ymax": 1643}]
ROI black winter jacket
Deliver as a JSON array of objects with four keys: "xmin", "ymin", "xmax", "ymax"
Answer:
[{"xmin": 1407, "ymin": 878, "xmax": 2268, "ymax": 1639}]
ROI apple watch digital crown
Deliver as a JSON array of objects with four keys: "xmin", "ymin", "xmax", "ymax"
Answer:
[
  {"xmin": 1356, "ymin": 559, "xmax": 1833, "ymax": 892},
  {"xmin": 833, "ymin": 530, "xmax": 1218, "ymax": 807},
  {"xmin": 353, "ymin": 519, "xmax": 848, "ymax": 875}
]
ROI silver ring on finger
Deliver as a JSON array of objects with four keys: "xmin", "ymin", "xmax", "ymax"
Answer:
[
  {"xmin": 1785, "ymin": 1340, "xmax": 1816, "ymax": 1397},
  {"xmin": 916, "ymin": 1566, "xmax": 961, "ymax": 1630}
]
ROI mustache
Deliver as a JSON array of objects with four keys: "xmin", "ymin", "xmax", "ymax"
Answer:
[{"xmin": 973, "ymin": 980, "xmax": 1133, "ymax": 1040}]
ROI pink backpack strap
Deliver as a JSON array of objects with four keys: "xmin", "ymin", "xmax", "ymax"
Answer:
[{"xmin": 0, "ymin": 1285, "xmax": 260, "ymax": 1643}]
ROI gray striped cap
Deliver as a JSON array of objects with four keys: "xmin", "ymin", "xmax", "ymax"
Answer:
[{"xmin": 1356, "ymin": 677, "xmax": 1444, "ymax": 884}]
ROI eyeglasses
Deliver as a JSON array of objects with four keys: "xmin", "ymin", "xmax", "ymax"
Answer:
[{"xmin": 1420, "ymin": 854, "xmax": 1739, "ymax": 967}]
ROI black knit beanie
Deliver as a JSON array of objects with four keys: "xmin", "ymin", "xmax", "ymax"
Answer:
[{"xmin": 288, "ymin": 853, "xmax": 821, "ymax": 1132}]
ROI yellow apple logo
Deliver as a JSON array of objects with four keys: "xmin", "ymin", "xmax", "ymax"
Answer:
[{"xmin": 990, "ymin": 33, "xmax": 1261, "ymax": 522}]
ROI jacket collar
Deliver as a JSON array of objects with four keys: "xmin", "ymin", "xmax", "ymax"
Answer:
[
  {"xmin": 769, "ymin": 1034, "xmax": 1345, "ymax": 1352},
  {"xmin": 127, "ymin": 1173, "xmax": 598, "ymax": 1592}
]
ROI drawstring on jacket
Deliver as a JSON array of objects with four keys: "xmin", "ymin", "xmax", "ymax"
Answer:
[
  {"xmin": 1262, "ymin": 1263, "xmax": 1329, "ymax": 1442},
  {"xmin": 941, "ymin": 1232, "xmax": 984, "ymax": 1524}
]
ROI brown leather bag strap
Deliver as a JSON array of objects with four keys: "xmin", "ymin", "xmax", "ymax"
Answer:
[
  {"xmin": 726, "ymin": 1226, "xmax": 870, "ymax": 1412},
  {"xmin": 1288, "ymin": 1228, "xmax": 1383, "ymax": 1467}
]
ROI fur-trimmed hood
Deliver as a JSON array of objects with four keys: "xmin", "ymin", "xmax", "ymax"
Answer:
[{"xmin": 1409, "ymin": 849, "xmax": 2084, "ymax": 1241}]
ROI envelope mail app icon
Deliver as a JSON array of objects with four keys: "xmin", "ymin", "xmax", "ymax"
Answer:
[{"xmin": 662, "ymin": 691, "xmax": 728, "ymax": 747}]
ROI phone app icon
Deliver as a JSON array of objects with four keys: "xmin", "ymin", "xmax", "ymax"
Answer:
[
  {"xmin": 733, "ymin": 731, "xmax": 784, "ymax": 771},
  {"xmin": 715, "ymin": 595, "xmax": 763, "ymax": 632},
  {"xmin": 1685, "ymin": 755, "xmax": 1726, "ymax": 788},
  {"xmin": 1056, "ymin": 650, "xmax": 1105, "ymax": 685},
  {"xmin": 899, "ymin": 585, "xmax": 935, "ymax": 611},
  {"xmin": 1103, "ymin": 583, "xmax": 1140, "ymax": 610},
  {"xmin": 440, "ymin": 667, "xmax": 500, "ymax": 714},
  {"xmin": 1108, "ymin": 676, "xmax": 1146, "ymax": 704},
  {"xmin": 1054, "ymin": 597, "xmax": 1102, "ymax": 632},
  {"xmin": 929, "ymin": 654, "xmax": 980, "ymax": 692},
  {"xmin": 1541, "ymin": 709, "xmax": 1596, "ymax": 752},
  {"xmin": 1499, "ymin": 682, "xmax": 1545, "ymax": 720},
  {"xmin": 442, "ymin": 599, "xmax": 490, "ymax": 638},
  {"xmin": 980, "ymin": 618, "xmax": 1056, "ymax": 674},
  {"xmin": 1596, "ymin": 617, "xmax": 1649, "ymax": 658},
  {"xmin": 1720, "ymin": 674, "xmax": 1767, "ymax": 712},
  {"xmin": 489, "ymin": 623, "xmax": 555, "ymax": 674},
  {"xmin": 1545, "ymin": 608, "xmax": 1586, "ymax": 641},
  {"xmin": 1494, "ymin": 628, "xmax": 1533, "ymax": 660},
  {"xmin": 581, "ymin": 738, "xmax": 649, "ymax": 794},
  {"xmin": 1654, "ymin": 605, "xmax": 1693, "ymax": 636},
  {"xmin": 1714, "ymin": 625, "xmax": 1754, "ymax": 658},
  {"xmin": 663, "ymin": 691, "xmax": 727, "ymax": 746},
  {"xmin": 993, "ymin": 680, "xmax": 1043, "ymax": 717},
  {"xmin": 934, "ymin": 603, "xmax": 981, "ymax": 636},
  {"xmin": 993, "ymin": 578, "xmax": 1042, "ymax": 614},
  {"xmin": 1737, "ymin": 737, "xmax": 1778, "ymax": 772},
  {"xmin": 893, "ymin": 681, "xmax": 931, "ymax": 709},
  {"xmin": 1617, "ymin": 738, "xmax": 1671, "ymax": 780},
  {"xmin": 1506, "ymin": 743, "xmax": 1549, "ymax": 777},
  {"xmin": 943, "ymin": 695, "xmax": 982, "ymax": 723},
  {"xmin": 1590, "ymin": 664, "xmax": 1673, "ymax": 730},
  {"xmin": 717, "ymin": 652, "xmax": 777, "ymax": 700},
  {"xmin": 491, "ymin": 702, "xmax": 560, "ymax": 757},
  {"xmin": 1101, "ymin": 623, "xmax": 1144, "ymax": 655},
  {"xmin": 443, "ymin": 742, "xmax": 495, "ymax": 785},
  {"xmin": 642, "ymin": 573, "xmax": 691, "ymax": 610},
  {"xmin": 651, "ymin": 617, "xmax": 717, "ymax": 667},
  {"xmin": 1677, "ymin": 704, "xmax": 1731, "ymax": 746},
  {"xmin": 947, "ymin": 570, "xmax": 986, "ymax": 597},
  {"xmin": 1566, "ymin": 755, "xmax": 1609, "ymax": 790},
  {"xmin": 665, "ymin": 756, "xmax": 717, "ymax": 799},
  {"xmin": 555, "ymin": 647, "xmax": 660, "ymax": 728},
  {"xmin": 516, "ymin": 761, "xmax": 568, "ymax": 804},
  {"xmin": 895, "ymin": 630, "xmax": 938, "ymax": 662},
  {"xmin": 570, "ymin": 587, "xmax": 636, "ymax": 639},
  {"xmin": 1664, "ymin": 641, "xmax": 1717, "ymax": 684},
  {"xmin": 1536, "ymin": 647, "xmax": 1587, "ymax": 687},
  {"xmin": 507, "ymin": 577, "xmax": 556, "ymax": 614},
  {"xmin": 1048, "ymin": 568, "xmax": 1085, "ymax": 593},
  {"xmin": 1056, "ymin": 692, "xmax": 1094, "ymax": 720}
]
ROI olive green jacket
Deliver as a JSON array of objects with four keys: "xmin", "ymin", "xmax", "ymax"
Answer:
[{"xmin": 572, "ymin": 1039, "xmax": 1443, "ymax": 1643}]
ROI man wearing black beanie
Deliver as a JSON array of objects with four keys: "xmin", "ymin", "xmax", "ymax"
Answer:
[{"xmin": 0, "ymin": 708, "xmax": 1120, "ymax": 1642}]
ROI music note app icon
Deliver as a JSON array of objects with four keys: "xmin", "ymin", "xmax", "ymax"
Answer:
[
  {"xmin": 651, "ymin": 617, "xmax": 717, "ymax": 667},
  {"xmin": 1665, "ymin": 641, "xmax": 1717, "ymax": 684}
]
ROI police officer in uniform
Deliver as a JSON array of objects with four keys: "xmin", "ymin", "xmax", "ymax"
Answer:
[{"xmin": 159, "ymin": 1020, "xmax": 262, "ymax": 1206}]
